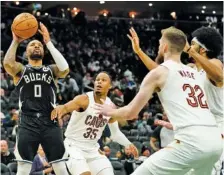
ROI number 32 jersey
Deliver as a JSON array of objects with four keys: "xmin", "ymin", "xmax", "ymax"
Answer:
[
  {"xmin": 64, "ymin": 91, "xmax": 112, "ymax": 151},
  {"xmin": 157, "ymin": 60, "xmax": 217, "ymax": 131},
  {"xmin": 16, "ymin": 65, "xmax": 57, "ymax": 116}
]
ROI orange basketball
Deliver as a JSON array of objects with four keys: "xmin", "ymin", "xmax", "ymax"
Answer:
[{"xmin": 12, "ymin": 13, "xmax": 38, "ymax": 39}]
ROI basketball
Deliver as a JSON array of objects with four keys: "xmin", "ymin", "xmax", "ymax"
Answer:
[{"xmin": 11, "ymin": 13, "xmax": 38, "ymax": 39}]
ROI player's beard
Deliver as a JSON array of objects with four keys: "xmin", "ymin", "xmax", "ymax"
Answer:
[{"xmin": 30, "ymin": 53, "xmax": 43, "ymax": 60}]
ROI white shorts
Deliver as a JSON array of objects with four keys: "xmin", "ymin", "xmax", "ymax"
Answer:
[
  {"xmin": 132, "ymin": 126, "xmax": 222, "ymax": 175},
  {"xmin": 64, "ymin": 139, "xmax": 113, "ymax": 175}
]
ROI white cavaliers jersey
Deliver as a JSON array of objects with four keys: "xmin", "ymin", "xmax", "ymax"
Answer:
[
  {"xmin": 199, "ymin": 69, "xmax": 223, "ymax": 132},
  {"xmin": 158, "ymin": 60, "xmax": 217, "ymax": 132},
  {"xmin": 64, "ymin": 91, "xmax": 112, "ymax": 150}
]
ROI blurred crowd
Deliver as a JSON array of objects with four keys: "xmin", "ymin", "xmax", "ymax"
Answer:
[{"xmin": 1, "ymin": 6, "xmax": 223, "ymax": 175}]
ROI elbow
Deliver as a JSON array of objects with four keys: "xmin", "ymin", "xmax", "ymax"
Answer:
[
  {"xmin": 3, "ymin": 59, "xmax": 9, "ymax": 67},
  {"xmin": 3, "ymin": 60, "xmax": 11, "ymax": 70}
]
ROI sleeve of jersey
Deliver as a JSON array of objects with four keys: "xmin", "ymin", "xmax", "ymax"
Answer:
[
  {"xmin": 108, "ymin": 121, "xmax": 132, "ymax": 147},
  {"xmin": 46, "ymin": 41, "xmax": 69, "ymax": 71}
]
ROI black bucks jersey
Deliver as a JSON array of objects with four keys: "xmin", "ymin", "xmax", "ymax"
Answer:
[{"xmin": 16, "ymin": 65, "xmax": 57, "ymax": 116}]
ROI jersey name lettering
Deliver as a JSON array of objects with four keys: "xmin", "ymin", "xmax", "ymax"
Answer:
[
  {"xmin": 178, "ymin": 70, "xmax": 195, "ymax": 80},
  {"xmin": 85, "ymin": 115, "xmax": 107, "ymax": 128},
  {"xmin": 24, "ymin": 73, "xmax": 53, "ymax": 84}
]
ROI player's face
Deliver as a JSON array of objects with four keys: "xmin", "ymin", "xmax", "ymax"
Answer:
[
  {"xmin": 104, "ymin": 147, "xmax": 111, "ymax": 156},
  {"xmin": 125, "ymin": 147, "xmax": 131, "ymax": 156},
  {"xmin": 37, "ymin": 145, "xmax": 45, "ymax": 156},
  {"xmin": 26, "ymin": 40, "xmax": 44, "ymax": 60},
  {"xmin": 94, "ymin": 73, "xmax": 111, "ymax": 96}
]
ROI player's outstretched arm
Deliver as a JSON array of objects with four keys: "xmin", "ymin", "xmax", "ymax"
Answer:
[
  {"xmin": 51, "ymin": 94, "xmax": 88, "ymax": 120},
  {"xmin": 185, "ymin": 44, "xmax": 223, "ymax": 85},
  {"xmin": 3, "ymin": 32, "xmax": 25, "ymax": 82},
  {"xmin": 95, "ymin": 66, "xmax": 168, "ymax": 120},
  {"xmin": 108, "ymin": 118, "xmax": 139, "ymax": 158},
  {"xmin": 38, "ymin": 22, "xmax": 69, "ymax": 78},
  {"xmin": 127, "ymin": 27, "xmax": 159, "ymax": 71}
]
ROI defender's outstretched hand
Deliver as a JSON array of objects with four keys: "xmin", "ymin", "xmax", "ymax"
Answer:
[
  {"xmin": 127, "ymin": 27, "xmax": 141, "ymax": 53},
  {"xmin": 94, "ymin": 99, "xmax": 115, "ymax": 117},
  {"xmin": 51, "ymin": 105, "xmax": 68, "ymax": 127}
]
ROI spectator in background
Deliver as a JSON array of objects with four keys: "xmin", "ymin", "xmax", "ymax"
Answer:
[
  {"xmin": 2, "ymin": 109, "xmax": 19, "ymax": 127},
  {"xmin": 110, "ymin": 87, "xmax": 124, "ymax": 107},
  {"xmin": 115, "ymin": 151, "xmax": 124, "ymax": 160},
  {"xmin": 83, "ymin": 72, "xmax": 93, "ymax": 92},
  {"xmin": 124, "ymin": 147, "xmax": 134, "ymax": 161},
  {"xmin": 30, "ymin": 145, "xmax": 54, "ymax": 175},
  {"xmin": 61, "ymin": 75, "xmax": 79, "ymax": 101},
  {"xmin": 0, "ymin": 112, "xmax": 6, "ymax": 126},
  {"xmin": 72, "ymin": 69, "xmax": 83, "ymax": 94},
  {"xmin": 122, "ymin": 69, "xmax": 137, "ymax": 105},
  {"xmin": 103, "ymin": 146, "xmax": 111, "ymax": 160},
  {"xmin": 0, "ymin": 140, "xmax": 15, "ymax": 165},
  {"xmin": 1, "ymin": 73, "xmax": 8, "ymax": 90},
  {"xmin": 150, "ymin": 112, "xmax": 174, "ymax": 152},
  {"xmin": 0, "ymin": 88, "xmax": 9, "ymax": 114},
  {"xmin": 11, "ymin": 110, "xmax": 19, "ymax": 140},
  {"xmin": 138, "ymin": 146, "xmax": 151, "ymax": 162},
  {"xmin": 121, "ymin": 119, "xmax": 138, "ymax": 130},
  {"xmin": 137, "ymin": 111, "xmax": 153, "ymax": 135},
  {"xmin": 124, "ymin": 147, "xmax": 135, "ymax": 174}
]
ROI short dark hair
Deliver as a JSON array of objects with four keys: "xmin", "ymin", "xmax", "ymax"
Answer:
[
  {"xmin": 162, "ymin": 27, "xmax": 187, "ymax": 53},
  {"xmin": 94, "ymin": 71, "xmax": 112, "ymax": 83},
  {"xmin": 192, "ymin": 27, "xmax": 223, "ymax": 58}
]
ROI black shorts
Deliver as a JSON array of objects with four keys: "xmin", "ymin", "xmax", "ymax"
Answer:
[{"xmin": 15, "ymin": 113, "xmax": 67, "ymax": 163}]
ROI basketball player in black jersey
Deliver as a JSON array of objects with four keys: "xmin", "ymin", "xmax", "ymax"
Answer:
[{"xmin": 3, "ymin": 22, "xmax": 70, "ymax": 175}]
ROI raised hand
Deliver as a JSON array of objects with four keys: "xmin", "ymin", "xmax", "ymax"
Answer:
[
  {"xmin": 38, "ymin": 22, "xmax": 50, "ymax": 44},
  {"xmin": 127, "ymin": 27, "xmax": 141, "ymax": 53}
]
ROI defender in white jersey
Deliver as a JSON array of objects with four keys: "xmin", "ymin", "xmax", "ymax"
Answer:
[
  {"xmin": 96, "ymin": 27, "xmax": 222, "ymax": 175},
  {"xmin": 51, "ymin": 72, "xmax": 138, "ymax": 175},
  {"xmin": 184, "ymin": 27, "xmax": 223, "ymax": 175},
  {"xmin": 128, "ymin": 26, "xmax": 223, "ymax": 175}
]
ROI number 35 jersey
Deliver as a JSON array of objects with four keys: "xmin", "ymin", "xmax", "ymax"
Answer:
[
  {"xmin": 64, "ymin": 91, "xmax": 112, "ymax": 151},
  {"xmin": 16, "ymin": 65, "xmax": 57, "ymax": 116},
  {"xmin": 157, "ymin": 60, "xmax": 217, "ymax": 131}
]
